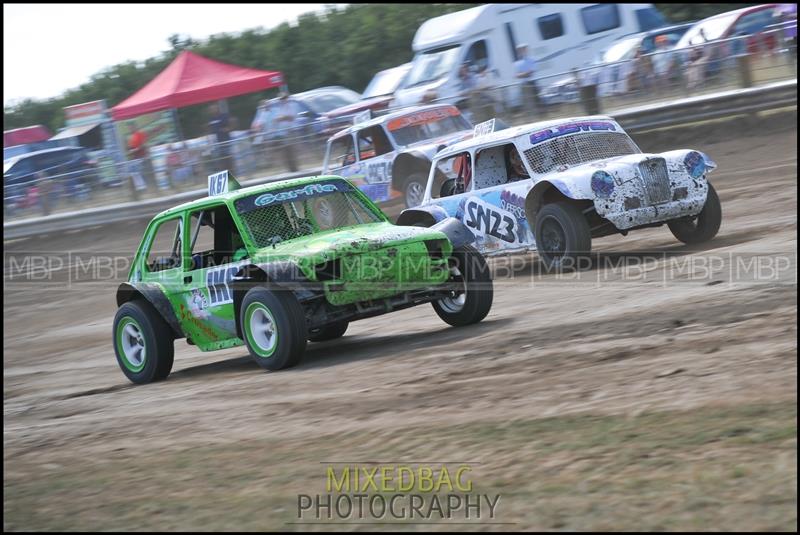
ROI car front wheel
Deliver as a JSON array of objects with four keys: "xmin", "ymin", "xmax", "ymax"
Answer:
[
  {"xmin": 534, "ymin": 202, "xmax": 592, "ymax": 269},
  {"xmin": 433, "ymin": 245, "xmax": 493, "ymax": 327},
  {"xmin": 668, "ymin": 182, "xmax": 722, "ymax": 244}
]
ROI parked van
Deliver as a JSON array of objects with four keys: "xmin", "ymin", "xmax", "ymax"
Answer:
[{"xmin": 393, "ymin": 3, "xmax": 667, "ymax": 108}]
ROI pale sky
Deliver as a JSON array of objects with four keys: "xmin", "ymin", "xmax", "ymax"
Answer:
[{"xmin": 3, "ymin": 3, "xmax": 333, "ymax": 106}]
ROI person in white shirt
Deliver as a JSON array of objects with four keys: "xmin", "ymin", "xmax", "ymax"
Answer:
[
  {"xmin": 651, "ymin": 35, "xmax": 675, "ymax": 82},
  {"xmin": 514, "ymin": 44, "xmax": 541, "ymax": 113}
]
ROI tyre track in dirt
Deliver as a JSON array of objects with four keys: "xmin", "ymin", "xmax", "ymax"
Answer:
[{"xmin": 4, "ymin": 115, "xmax": 797, "ymax": 464}]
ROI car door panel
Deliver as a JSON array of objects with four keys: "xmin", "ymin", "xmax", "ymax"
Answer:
[
  {"xmin": 429, "ymin": 180, "xmax": 535, "ymax": 254},
  {"xmin": 178, "ymin": 259, "xmax": 250, "ymax": 351}
]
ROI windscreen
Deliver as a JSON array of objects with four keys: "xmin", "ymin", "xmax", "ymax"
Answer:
[
  {"xmin": 602, "ymin": 37, "xmax": 641, "ymax": 63},
  {"xmin": 302, "ymin": 93, "xmax": 359, "ymax": 114},
  {"xmin": 234, "ymin": 180, "xmax": 383, "ymax": 248},
  {"xmin": 524, "ymin": 128, "xmax": 640, "ymax": 175},
  {"xmin": 677, "ymin": 12, "xmax": 738, "ymax": 47},
  {"xmin": 404, "ymin": 45, "xmax": 460, "ymax": 87},
  {"xmin": 4, "ymin": 159, "xmax": 17, "ymax": 174},
  {"xmin": 362, "ymin": 67, "xmax": 410, "ymax": 99},
  {"xmin": 387, "ymin": 107, "xmax": 471, "ymax": 147}
]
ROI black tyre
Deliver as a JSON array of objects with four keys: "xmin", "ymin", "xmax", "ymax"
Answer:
[
  {"xmin": 668, "ymin": 182, "xmax": 722, "ymax": 244},
  {"xmin": 534, "ymin": 202, "xmax": 592, "ymax": 269},
  {"xmin": 113, "ymin": 300, "xmax": 175, "ymax": 384},
  {"xmin": 240, "ymin": 286, "xmax": 307, "ymax": 371},
  {"xmin": 433, "ymin": 244, "xmax": 493, "ymax": 327},
  {"xmin": 308, "ymin": 321, "xmax": 349, "ymax": 342},
  {"xmin": 401, "ymin": 172, "xmax": 427, "ymax": 208}
]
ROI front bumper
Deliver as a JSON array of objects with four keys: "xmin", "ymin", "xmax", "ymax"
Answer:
[
  {"xmin": 593, "ymin": 157, "xmax": 710, "ymax": 231},
  {"xmin": 603, "ymin": 195, "xmax": 707, "ymax": 230}
]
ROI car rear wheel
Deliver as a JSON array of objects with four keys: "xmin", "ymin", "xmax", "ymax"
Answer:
[
  {"xmin": 240, "ymin": 287, "xmax": 307, "ymax": 371},
  {"xmin": 535, "ymin": 202, "xmax": 592, "ymax": 269},
  {"xmin": 308, "ymin": 321, "xmax": 349, "ymax": 342},
  {"xmin": 433, "ymin": 245, "xmax": 493, "ymax": 327},
  {"xmin": 113, "ymin": 300, "xmax": 174, "ymax": 384},
  {"xmin": 668, "ymin": 182, "xmax": 722, "ymax": 244}
]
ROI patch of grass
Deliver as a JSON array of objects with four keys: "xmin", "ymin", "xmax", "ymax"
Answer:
[{"xmin": 4, "ymin": 402, "xmax": 796, "ymax": 531}]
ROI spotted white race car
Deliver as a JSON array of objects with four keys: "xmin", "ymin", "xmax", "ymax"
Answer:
[{"xmin": 398, "ymin": 116, "xmax": 721, "ymax": 267}]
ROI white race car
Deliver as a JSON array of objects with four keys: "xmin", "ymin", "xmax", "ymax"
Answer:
[
  {"xmin": 398, "ymin": 116, "xmax": 721, "ymax": 267},
  {"xmin": 322, "ymin": 104, "xmax": 474, "ymax": 208}
]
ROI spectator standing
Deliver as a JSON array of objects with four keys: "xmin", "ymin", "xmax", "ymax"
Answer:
[
  {"xmin": 457, "ymin": 62, "xmax": 477, "ymax": 94},
  {"xmin": 514, "ymin": 44, "xmax": 541, "ymax": 115},
  {"xmin": 165, "ymin": 144, "xmax": 180, "ymax": 189},
  {"xmin": 208, "ymin": 102, "xmax": 234, "ymax": 173},
  {"xmin": 777, "ymin": 4, "xmax": 797, "ymax": 60},
  {"xmin": 127, "ymin": 127, "xmax": 149, "ymax": 193},
  {"xmin": 685, "ymin": 45, "xmax": 707, "ymax": 91},
  {"xmin": 473, "ymin": 65, "xmax": 501, "ymax": 123},
  {"xmin": 251, "ymin": 99, "xmax": 274, "ymax": 169},
  {"xmin": 165, "ymin": 143, "xmax": 192, "ymax": 190},
  {"xmin": 274, "ymin": 92, "xmax": 299, "ymax": 172},
  {"xmin": 456, "ymin": 62, "xmax": 478, "ymax": 122},
  {"xmin": 576, "ymin": 61, "xmax": 601, "ymax": 115},
  {"xmin": 37, "ymin": 171, "xmax": 53, "ymax": 216},
  {"xmin": 651, "ymin": 35, "xmax": 676, "ymax": 88},
  {"xmin": 628, "ymin": 49, "xmax": 652, "ymax": 93}
]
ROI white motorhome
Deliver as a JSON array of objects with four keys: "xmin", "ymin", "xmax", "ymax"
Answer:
[{"xmin": 393, "ymin": 3, "xmax": 667, "ymax": 108}]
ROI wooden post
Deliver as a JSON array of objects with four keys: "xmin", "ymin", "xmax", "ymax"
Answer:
[{"xmin": 737, "ymin": 54, "xmax": 753, "ymax": 88}]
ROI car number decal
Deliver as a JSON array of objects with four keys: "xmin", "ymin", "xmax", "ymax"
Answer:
[
  {"xmin": 206, "ymin": 265, "xmax": 239, "ymax": 306},
  {"xmin": 463, "ymin": 197, "xmax": 522, "ymax": 244},
  {"xmin": 204, "ymin": 261, "xmax": 248, "ymax": 306},
  {"xmin": 365, "ymin": 161, "xmax": 392, "ymax": 184}
]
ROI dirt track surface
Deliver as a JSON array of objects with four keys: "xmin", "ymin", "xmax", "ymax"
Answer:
[{"xmin": 4, "ymin": 113, "xmax": 797, "ymax": 531}]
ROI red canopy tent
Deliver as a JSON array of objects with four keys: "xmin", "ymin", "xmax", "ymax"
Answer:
[{"xmin": 110, "ymin": 51, "xmax": 284, "ymax": 120}]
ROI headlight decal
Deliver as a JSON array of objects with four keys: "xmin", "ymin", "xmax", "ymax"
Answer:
[
  {"xmin": 591, "ymin": 170, "xmax": 615, "ymax": 198},
  {"xmin": 684, "ymin": 151, "xmax": 707, "ymax": 178}
]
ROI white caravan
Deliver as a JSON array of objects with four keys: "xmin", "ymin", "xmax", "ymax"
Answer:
[{"xmin": 393, "ymin": 3, "xmax": 666, "ymax": 108}]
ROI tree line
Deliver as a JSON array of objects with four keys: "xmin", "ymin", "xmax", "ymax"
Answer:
[{"xmin": 4, "ymin": 3, "xmax": 754, "ymax": 140}]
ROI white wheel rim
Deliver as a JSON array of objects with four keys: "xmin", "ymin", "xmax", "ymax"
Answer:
[
  {"xmin": 121, "ymin": 322, "xmax": 146, "ymax": 367},
  {"xmin": 406, "ymin": 181, "xmax": 424, "ymax": 207},
  {"xmin": 249, "ymin": 307, "xmax": 277, "ymax": 353},
  {"xmin": 438, "ymin": 266, "xmax": 467, "ymax": 313}
]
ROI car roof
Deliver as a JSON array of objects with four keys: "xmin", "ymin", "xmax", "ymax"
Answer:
[
  {"xmin": 328, "ymin": 104, "xmax": 461, "ymax": 140},
  {"xmin": 4, "ymin": 146, "xmax": 82, "ymax": 168},
  {"xmin": 7, "ymin": 146, "xmax": 81, "ymax": 161},
  {"xmin": 606, "ymin": 22, "xmax": 694, "ymax": 51},
  {"xmin": 155, "ymin": 175, "xmax": 351, "ymax": 219},
  {"xmin": 703, "ymin": 3, "xmax": 776, "ymax": 21},
  {"xmin": 434, "ymin": 115, "xmax": 618, "ymax": 159},
  {"xmin": 262, "ymin": 86, "xmax": 355, "ymax": 106},
  {"xmin": 644, "ymin": 21, "xmax": 696, "ymax": 36}
]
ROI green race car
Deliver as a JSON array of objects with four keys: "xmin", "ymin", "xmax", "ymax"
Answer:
[{"xmin": 114, "ymin": 172, "xmax": 493, "ymax": 384}]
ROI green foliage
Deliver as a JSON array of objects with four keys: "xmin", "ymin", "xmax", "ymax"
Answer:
[{"xmin": 4, "ymin": 4, "xmax": 755, "ymax": 139}]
